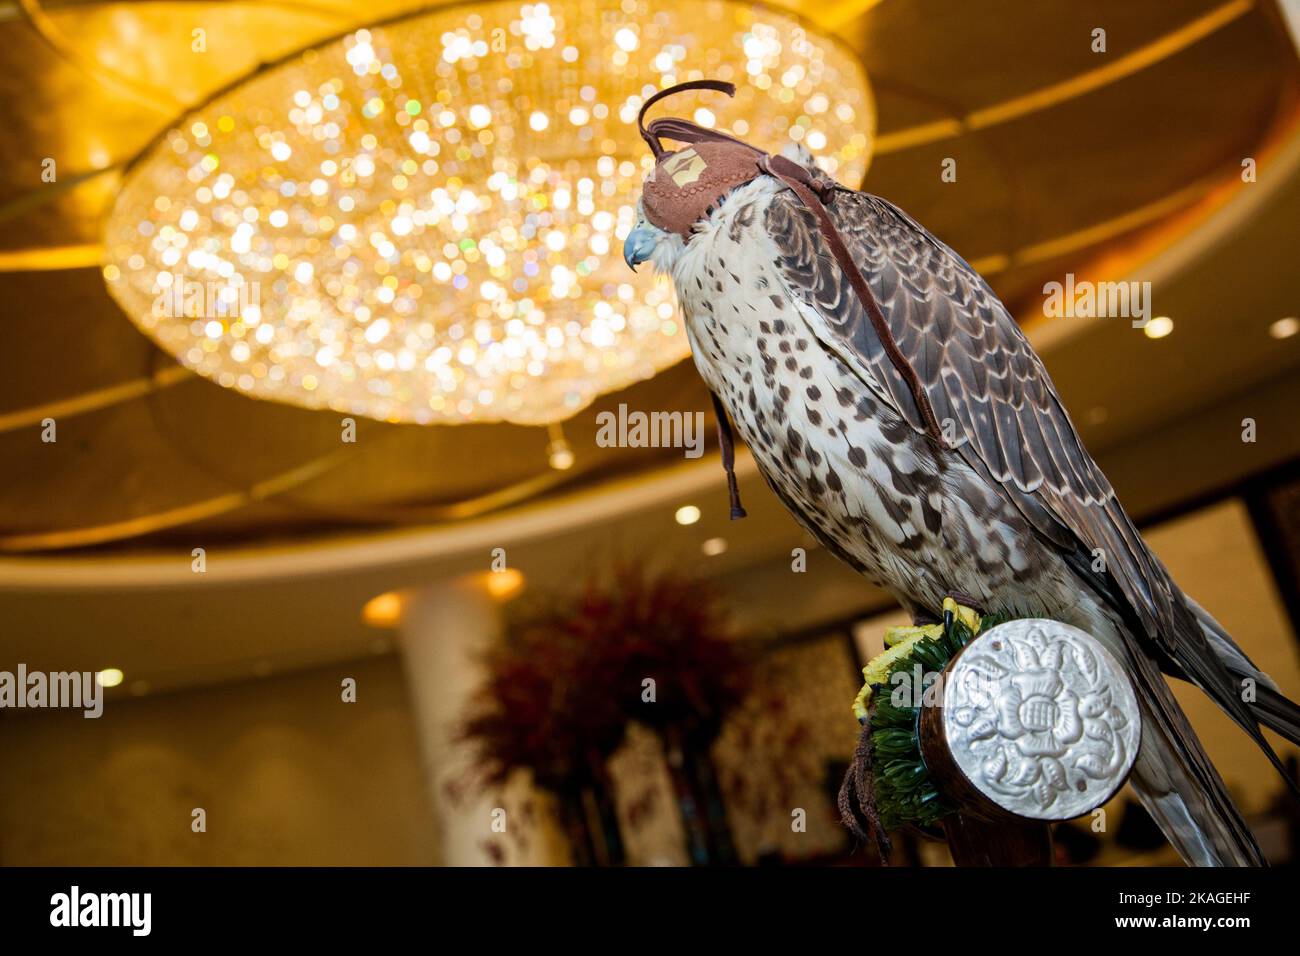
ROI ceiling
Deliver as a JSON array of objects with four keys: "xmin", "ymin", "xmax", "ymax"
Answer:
[
  {"xmin": 1, "ymin": 0, "xmax": 1299, "ymax": 695},
  {"xmin": 2, "ymin": 0, "xmax": 1299, "ymax": 557}
]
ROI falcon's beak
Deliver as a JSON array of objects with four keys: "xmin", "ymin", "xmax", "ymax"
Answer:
[{"xmin": 623, "ymin": 224, "xmax": 657, "ymax": 272}]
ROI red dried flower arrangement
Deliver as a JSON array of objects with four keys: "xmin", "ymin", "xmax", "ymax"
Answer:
[{"xmin": 460, "ymin": 563, "xmax": 751, "ymax": 864}]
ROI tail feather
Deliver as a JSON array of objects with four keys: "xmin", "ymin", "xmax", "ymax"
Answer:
[
  {"xmin": 1253, "ymin": 684, "xmax": 1300, "ymax": 746},
  {"xmin": 1184, "ymin": 593, "xmax": 1277, "ymax": 689},
  {"xmin": 1186, "ymin": 592, "xmax": 1300, "ymax": 751},
  {"xmin": 1069, "ymin": 559, "xmax": 1285, "ymax": 864},
  {"xmin": 1126, "ymin": 651, "xmax": 1266, "ymax": 866}
]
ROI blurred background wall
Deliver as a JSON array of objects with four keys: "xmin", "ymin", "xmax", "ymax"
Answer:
[{"xmin": 0, "ymin": 656, "xmax": 439, "ymax": 865}]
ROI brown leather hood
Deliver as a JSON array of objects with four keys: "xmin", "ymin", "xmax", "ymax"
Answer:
[{"xmin": 641, "ymin": 140, "xmax": 763, "ymax": 239}]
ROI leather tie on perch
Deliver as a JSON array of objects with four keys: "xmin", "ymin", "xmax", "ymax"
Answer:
[{"xmin": 842, "ymin": 603, "xmax": 1141, "ymax": 865}]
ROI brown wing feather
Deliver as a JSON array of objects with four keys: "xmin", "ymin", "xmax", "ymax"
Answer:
[
  {"xmin": 763, "ymin": 187, "xmax": 1283, "ymax": 773},
  {"xmin": 766, "ymin": 192, "xmax": 1154, "ymax": 615}
]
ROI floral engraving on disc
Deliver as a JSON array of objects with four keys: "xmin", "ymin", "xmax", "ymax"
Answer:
[{"xmin": 942, "ymin": 619, "xmax": 1141, "ymax": 820}]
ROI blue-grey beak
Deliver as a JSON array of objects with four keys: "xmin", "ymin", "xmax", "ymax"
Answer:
[{"xmin": 623, "ymin": 225, "xmax": 657, "ymax": 272}]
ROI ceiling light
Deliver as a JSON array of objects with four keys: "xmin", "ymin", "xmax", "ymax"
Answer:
[
  {"xmin": 483, "ymin": 568, "xmax": 525, "ymax": 601},
  {"xmin": 546, "ymin": 422, "xmax": 575, "ymax": 470},
  {"xmin": 95, "ymin": 668, "xmax": 124, "ymax": 688},
  {"xmin": 702, "ymin": 537, "xmax": 727, "ymax": 556},
  {"xmin": 1143, "ymin": 316, "xmax": 1174, "ymax": 339},
  {"xmin": 1269, "ymin": 317, "xmax": 1299, "ymax": 339},
  {"xmin": 362, "ymin": 590, "xmax": 406, "ymax": 628},
  {"xmin": 675, "ymin": 505, "xmax": 701, "ymax": 525},
  {"xmin": 102, "ymin": 2, "xmax": 873, "ymax": 426},
  {"xmin": 547, "ymin": 441, "xmax": 575, "ymax": 470}
]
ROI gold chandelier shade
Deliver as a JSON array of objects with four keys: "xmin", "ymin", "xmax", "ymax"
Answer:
[{"xmin": 102, "ymin": 0, "xmax": 874, "ymax": 425}]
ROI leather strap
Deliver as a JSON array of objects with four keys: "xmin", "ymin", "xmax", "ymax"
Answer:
[
  {"xmin": 639, "ymin": 80, "xmax": 947, "ymax": 520},
  {"xmin": 758, "ymin": 155, "xmax": 944, "ymax": 442},
  {"xmin": 709, "ymin": 391, "xmax": 747, "ymax": 519}
]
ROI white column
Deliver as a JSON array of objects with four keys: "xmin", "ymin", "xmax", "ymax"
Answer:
[{"xmin": 397, "ymin": 575, "xmax": 565, "ymax": 865}]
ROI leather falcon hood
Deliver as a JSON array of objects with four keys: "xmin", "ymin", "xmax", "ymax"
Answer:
[
  {"xmin": 637, "ymin": 80, "xmax": 767, "ymax": 239},
  {"xmin": 641, "ymin": 139, "xmax": 763, "ymax": 239}
]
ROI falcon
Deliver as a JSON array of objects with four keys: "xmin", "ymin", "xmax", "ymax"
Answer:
[{"xmin": 623, "ymin": 81, "xmax": 1300, "ymax": 865}]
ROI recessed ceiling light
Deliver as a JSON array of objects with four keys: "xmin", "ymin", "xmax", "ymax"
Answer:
[
  {"xmin": 675, "ymin": 505, "xmax": 701, "ymax": 526},
  {"xmin": 1269, "ymin": 317, "xmax": 1299, "ymax": 340},
  {"xmin": 95, "ymin": 668, "xmax": 124, "ymax": 688},
  {"xmin": 702, "ymin": 537, "xmax": 728, "ymax": 556},
  {"xmin": 483, "ymin": 568, "xmax": 525, "ymax": 601},
  {"xmin": 1087, "ymin": 406, "xmax": 1109, "ymax": 425},
  {"xmin": 362, "ymin": 590, "xmax": 406, "ymax": 629},
  {"xmin": 1143, "ymin": 316, "xmax": 1174, "ymax": 339}
]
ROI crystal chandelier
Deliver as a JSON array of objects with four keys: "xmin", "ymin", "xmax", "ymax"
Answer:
[{"xmin": 103, "ymin": 0, "xmax": 873, "ymax": 425}]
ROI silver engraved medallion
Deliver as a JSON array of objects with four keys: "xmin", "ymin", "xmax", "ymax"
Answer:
[{"xmin": 941, "ymin": 618, "xmax": 1141, "ymax": 820}]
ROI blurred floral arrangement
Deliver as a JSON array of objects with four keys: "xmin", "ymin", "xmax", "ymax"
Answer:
[{"xmin": 460, "ymin": 563, "xmax": 751, "ymax": 865}]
